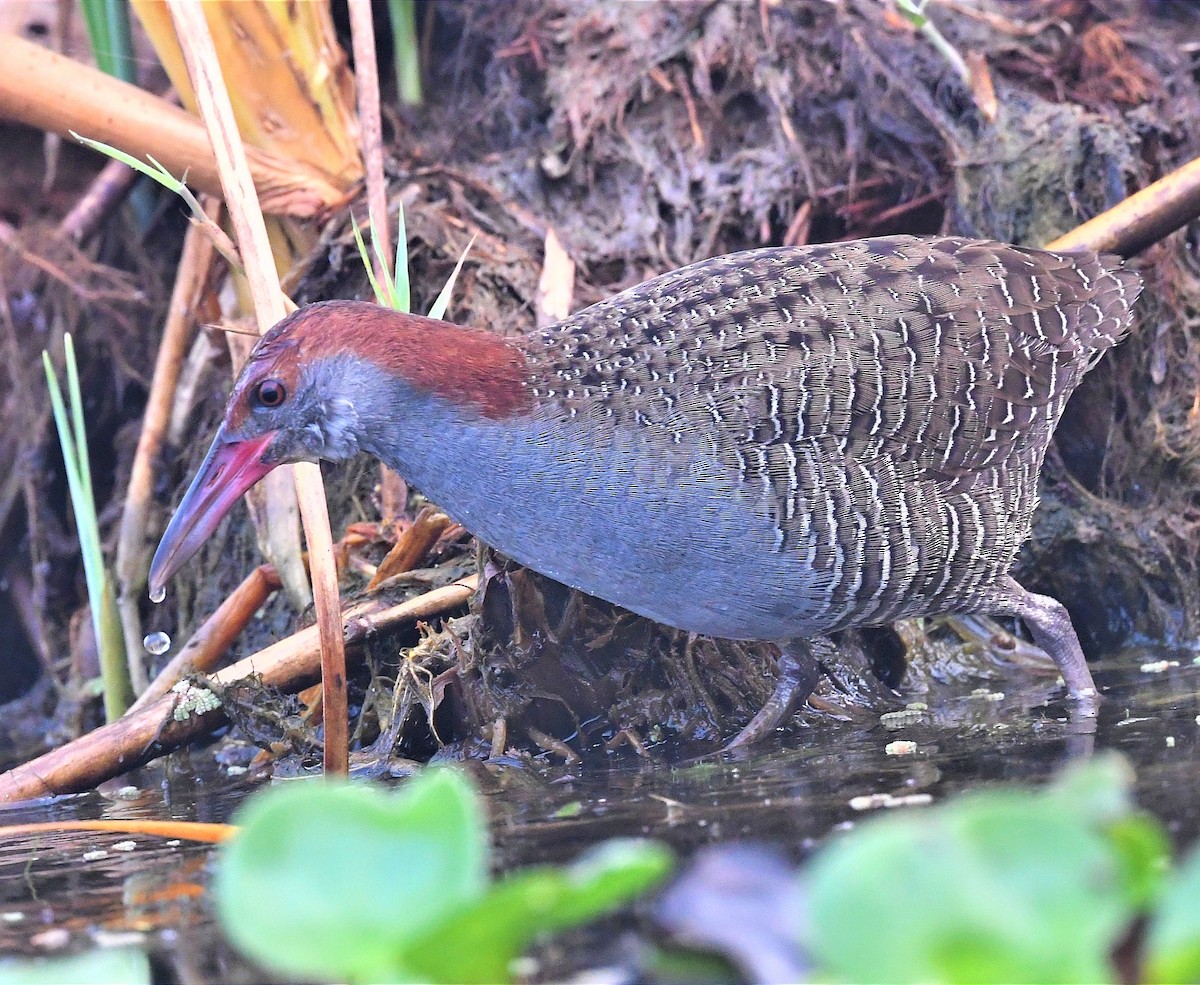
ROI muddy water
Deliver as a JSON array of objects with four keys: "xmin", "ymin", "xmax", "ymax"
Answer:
[{"xmin": 0, "ymin": 648, "xmax": 1197, "ymax": 978}]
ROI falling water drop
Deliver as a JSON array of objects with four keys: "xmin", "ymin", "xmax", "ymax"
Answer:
[
  {"xmin": 143, "ymin": 631, "xmax": 170, "ymax": 655},
  {"xmin": 149, "ymin": 586, "xmax": 166, "ymax": 604}
]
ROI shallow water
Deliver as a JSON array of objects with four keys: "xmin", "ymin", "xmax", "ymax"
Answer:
[{"xmin": 0, "ymin": 646, "xmax": 1197, "ymax": 978}]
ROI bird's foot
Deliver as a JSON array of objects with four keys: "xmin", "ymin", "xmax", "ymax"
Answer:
[
  {"xmin": 724, "ymin": 640, "xmax": 819, "ymax": 750},
  {"xmin": 989, "ymin": 577, "xmax": 1101, "ymax": 716}
]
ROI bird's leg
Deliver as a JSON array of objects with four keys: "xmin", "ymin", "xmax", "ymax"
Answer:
[
  {"xmin": 988, "ymin": 577, "xmax": 1099, "ymax": 705},
  {"xmin": 724, "ymin": 639, "xmax": 819, "ymax": 749}
]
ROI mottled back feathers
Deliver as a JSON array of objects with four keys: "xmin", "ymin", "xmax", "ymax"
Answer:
[{"xmin": 520, "ymin": 236, "xmax": 1140, "ymax": 627}]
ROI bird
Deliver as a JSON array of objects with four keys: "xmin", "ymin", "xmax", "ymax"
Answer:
[{"xmin": 149, "ymin": 235, "xmax": 1141, "ymax": 747}]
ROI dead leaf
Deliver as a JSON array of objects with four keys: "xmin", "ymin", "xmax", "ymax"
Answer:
[
  {"xmin": 536, "ymin": 227, "xmax": 576, "ymax": 328},
  {"xmin": 967, "ymin": 51, "xmax": 998, "ymax": 123}
]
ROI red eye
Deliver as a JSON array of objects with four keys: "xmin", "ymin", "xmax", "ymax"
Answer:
[{"xmin": 255, "ymin": 379, "xmax": 287, "ymax": 408}]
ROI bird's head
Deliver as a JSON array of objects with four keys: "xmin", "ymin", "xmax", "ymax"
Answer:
[{"xmin": 148, "ymin": 300, "xmax": 530, "ymax": 597}]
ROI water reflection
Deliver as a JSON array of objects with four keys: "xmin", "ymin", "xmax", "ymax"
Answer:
[{"xmin": 0, "ymin": 647, "xmax": 1196, "ymax": 976}]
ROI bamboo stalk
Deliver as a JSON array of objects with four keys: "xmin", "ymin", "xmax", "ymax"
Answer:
[
  {"xmin": 168, "ymin": 0, "xmax": 349, "ymax": 776},
  {"xmin": 0, "ymin": 32, "xmax": 344, "ymax": 218}
]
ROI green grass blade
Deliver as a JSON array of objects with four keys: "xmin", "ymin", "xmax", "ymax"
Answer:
[
  {"xmin": 98, "ymin": 578, "xmax": 131, "ymax": 721},
  {"xmin": 388, "ymin": 0, "xmax": 423, "ymax": 107},
  {"xmin": 63, "ymin": 337, "xmax": 106, "ymax": 635},
  {"xmin": 43, "ymin": 344, "xmax": 130, "ymax": 720},
  {"xmin": 64, "ymin": 336, "xmax": 95, "ymax": 521},
  {"xmin": 393, "ymin": 204, "xmax": 411, "ymax": 313},
  {"xmin": 368, "ymin": 209, "xmax": 401, "ymax": 310},
  {"xmin": 81, "ymin": 0, "xmax": 135, "ymax": 82},
  {"xmin": 351, "ymin": 214, "xmax": 389, "ymax": 307},
  {"xmin": 427, "ymin": 235, "xmax": 476, "ymax": 321},
  {"xmin": 70, "ymin": 133, "xmax": 186, "ymax": 194},
  {"xmin": 42, "ymin": 350, "xmax": 101, "ymax": 615},
  {"xmin": 144, "ymin": 154, "xmax": 185, "ymax": 188},
  {"xmin": 102, "ymin": 0, "xmax": 135, "ymax": 84},
  {"xmin": 42, "ymin": 352, "xmax": 82, "ymax": 497},
  {"xmin": 79, "ymin": 0, "xmax": 115, "ymax": 77}
]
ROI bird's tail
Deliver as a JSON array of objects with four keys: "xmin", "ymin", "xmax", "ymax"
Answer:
[{"xmin": 1064, "ymin": 252, "xmax": 1143, "ymax": 365}]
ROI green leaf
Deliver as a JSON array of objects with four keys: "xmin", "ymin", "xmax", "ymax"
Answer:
[
  {"xmin": 215, "ymin": 769, "xmax": 487, "ymax": 982},
  {"xmin": 215, "ymin": 770, "xmax": 669, "ymax": 984},
  {"xmin": 368, "ymin": 208, "xmax": 401, "ymax": 311},
  {"xmin": 0, "ymin": 948, "xmax": 150, "ymax": 985},
  {"xmin": 552, "ymin": 800, "xmax": 584, "ymax": 819},
  {"xmin": 1145, "ymin": 841, "xmax": 1200, "ymax": 984},
  {"xmin": 542, "ymin": 838, "xmax": 674, "ymax": 930},
  {"xmin": 353, "ymin": 202, "xmax": 471, "ymax": 321},
  {"xmin": 1044, "ymin": 751, "xmax": 1136, "ymax": 824},
  {"xmin": 1105, "ymin": 814, "xmax": 1171, "ymax": 910},
  {"xmin": 893, "ymin": 0, "xmax": 929, "ymax": 29},
  {"xmin": 804, "ymin": 758, "xmax": 1145, "ymax": 984},
  {"xmin": 401, "ymin": 839, "xmax": 672, "ymax": 983},
  {"xmin": 100, "ymin": 0, "xmax": 134, "ymax": 84},
  {"xmin": 403, "ymin": 868, "xmax": 572, "ymax": 983},
  {"xmin": 79, "ymin": 1, "xmax": 112, "ymax": 76},
  {"xmin": 80, "ymin": 0, "xmax": 134, "ymax": 84},
  {"xmin": 1048, "ymin": 753, "xmax": 1170, "ymax": 910}
]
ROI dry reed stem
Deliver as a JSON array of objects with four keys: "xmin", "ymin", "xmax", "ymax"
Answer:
[
  {"xmin": 0, "ymin": 32, "xmax": 342, "ymax": 217},
  {"xmin": 167, "ymin": 0, "xmax": 349, "ymax": 775},
  {"xmin": 350, "ymin": 0, "xmax": 391, "ymax": 268},
  {"xmin": 115, "ymin": 197, "xmax": 222, "ymax": 696},
  {"xmin": 129, "ymin": 564, "xmax": 283, "ymax": 714},
  {"xmin": 348, "ymin": 0, "xmax": 410, "ymax": 526},
  {"xmin": 213, "ymin": 578, "xmax": 475, "ymax": 684},
  {"xmin": 966, "ymin": 51, "xmax": 998, "ymax": 124},
  {"xmin": 367, "ymin": 508, "xmax": 453, "ymax": 591},
  {"xmin": 0, "ymin": 820, "xmax": 235, "ymax": 843},
  {"xmin": 0, "ymin": 577, "xmax": 477, "ymax": 803}
]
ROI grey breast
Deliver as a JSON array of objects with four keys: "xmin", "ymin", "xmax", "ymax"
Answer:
[{"xmin": 522, "ymin": 236, "xmax": 1141, "ymax": 639}]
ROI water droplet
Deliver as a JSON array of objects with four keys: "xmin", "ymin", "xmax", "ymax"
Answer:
[
  {"xmin": 143, "ymin": 631, "xmax": 170, "ymax": 655},
  {"xmin": 149, "ymin": 586, "xmax": 166, "ymax": 604}
]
